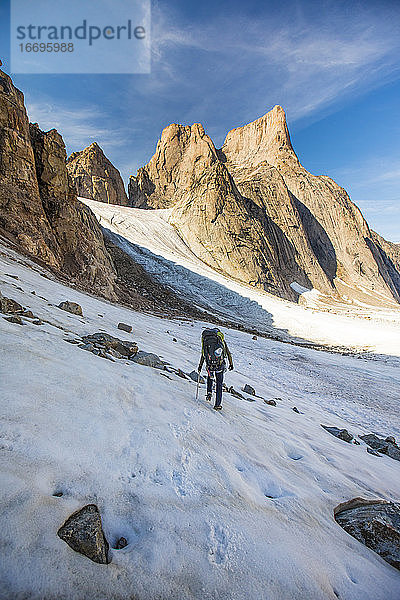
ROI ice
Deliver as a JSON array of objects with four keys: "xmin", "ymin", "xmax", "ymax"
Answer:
[
  {"xmin": 1, "ymin": 240, "xmax": 400, "ymax": 599},
  {"xmin": 81, "ymin": 198, "xmax": 400, "ymax": 357}
]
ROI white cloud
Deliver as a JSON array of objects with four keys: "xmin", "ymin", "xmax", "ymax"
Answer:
[
  {"xmin": 149, "ymin": 2, "xmax": 400, "ymax": 122},
  {"xmin": 25, "ymin": 101, "xmax": 129, "ymax": 153}
]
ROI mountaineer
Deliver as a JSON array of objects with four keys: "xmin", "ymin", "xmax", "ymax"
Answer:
[{"xmin": 197, "ymin": 328, "xmax": 233, "ymax": 410}]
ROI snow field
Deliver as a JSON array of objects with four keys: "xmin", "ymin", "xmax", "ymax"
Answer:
[
  {"xmin": 1, "ymin": 245, "xmax": 400, "ymax": 599},
  {"xmin": 81, "ymin": 198, "xmax": 400, "ymax": 357}
]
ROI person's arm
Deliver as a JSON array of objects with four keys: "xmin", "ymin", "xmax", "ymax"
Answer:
[{"xmin": 224, "ymin": 341, "xmax": 234, "ymax": 370}]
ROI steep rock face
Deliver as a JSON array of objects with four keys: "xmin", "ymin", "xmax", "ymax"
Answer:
[
  {"xmin": 129, "ymin": 123, "xmax": 332, "ymax": 300},
  {"xmin": 129, "ymin": 106, "xmax": 400, "ymax": 303},
  {"xmin": 0, "ymin": 69, "xmax": 117, "ymax": 299},
  {"xmin": 222, "ymin": 107, "xmax": 400, "ymax": 303},
  {"xmin": 67, "ymin": 142, "xmax": 128, "ymax": 206}
]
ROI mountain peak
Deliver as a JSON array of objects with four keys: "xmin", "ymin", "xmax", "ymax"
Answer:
[
  {"xmin": 221, "ymin": 105, "xmax": 296, "ymax": 169},
  {"xmin": 66, "ymin": 142, "xmax": 128, "ymax": 206}
]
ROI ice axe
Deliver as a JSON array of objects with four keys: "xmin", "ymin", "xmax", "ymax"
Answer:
[{"xmin": 195, "ymin": 371, "xmax": 200, "ymax": 401}]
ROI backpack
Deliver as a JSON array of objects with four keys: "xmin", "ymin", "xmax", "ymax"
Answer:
[{"xmin": 202, "ymin": 328, "xmax": 225, "ymax": 372}]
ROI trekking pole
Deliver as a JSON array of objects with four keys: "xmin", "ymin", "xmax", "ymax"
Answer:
[{"xmin": 195, "ymin": 373, "xmax": 200, "ymax": 401}]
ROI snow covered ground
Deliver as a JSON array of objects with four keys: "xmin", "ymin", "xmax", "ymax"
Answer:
[
  {"xmin": 81, "ymin": 198, "xmax": 400, "ymax": 357},
  {"xmin": 1, "ymin": 243, "xmax": 400, "ymax": 600}
]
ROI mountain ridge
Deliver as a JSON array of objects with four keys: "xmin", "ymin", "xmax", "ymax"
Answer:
[{"xmin": 128, "ymin": 106, "xmax": 400, "ymax": 305}]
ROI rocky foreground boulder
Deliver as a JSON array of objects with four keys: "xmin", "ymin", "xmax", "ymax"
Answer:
[
  {"xmin": 57, "ymin": 504, "xmax": 109, "ymax": 564},
  {"xmin": 335, "ymin": 498, "xmax": 400, "ymax": 570},
  {"xmin": 67, "ymin": 142, "xmax": 129, "ymax": 206},
  {"xmin": 129, "ymin": 106, "xmax": 400, "ymax": 305}
]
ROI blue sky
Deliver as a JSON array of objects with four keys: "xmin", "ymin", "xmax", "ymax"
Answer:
[{"xmin": 1, "ymin": 0, "xmax": 399, "ymax": 241}]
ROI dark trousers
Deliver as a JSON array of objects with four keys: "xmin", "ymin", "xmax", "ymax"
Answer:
[{"xmin": 207, "ymin": 370, "xmax": 224, "ymax": 407}]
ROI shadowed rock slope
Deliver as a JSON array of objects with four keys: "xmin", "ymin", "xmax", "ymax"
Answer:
[
  {"xmin": 0, "ymin": 69, "xmax": 117, "ymax": 300},
  {"xmin": 0, "ymin": 69, "xmax": 210, "ymax": 319},
  {"xmin": 67, "ymin": 142, "xmax": 129, "ymax": 206},
  {"xmin": 129, "ymin": 106, "xmax": 400, "ymax": 305}
]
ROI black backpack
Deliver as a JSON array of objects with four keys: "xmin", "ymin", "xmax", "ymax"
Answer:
[{"xmin": 202, "ymin": 328, "xmax": 225, "ymax": 372}]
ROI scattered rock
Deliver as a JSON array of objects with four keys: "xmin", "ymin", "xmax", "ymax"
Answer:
[
  {"xmin": 117, "ymin": 322, "xmax": 132, "ymax": 333},
  {"xmin": 334, "ymin": 498, "xmax": 400, "ymax": 570},
  {"xmin": 321, "ymin": 425, "xmax": 353, "ymax": 443},
  {"xmin": 367, "ymin": 447, "xmax": 381, "ymax": 457},
  {"xmin": 0, "ymin": 296, "xmax": 23, "ymax": 314},
  {"xmin": 5, "ymin": 273, "xmax": 19, "ymax": 280},
  {"xmin": 115, "ymin": 537, "xmax": 128, "ymax": 550},
  {"xmin": 58, "ymin": 301, "xmax": 83, "ymax": 316},
  {"xmin": 188, "ymin": 370, "xmax": 205, "ymax": 384},
  {"xmin": 32, "ymin": 319, "xmax": 42, "ymax": 325},
  {"xmin": 31, "ymin": 290, "xmax": 36, "ymax": 295},
  {"xmin": 82, "ymin": 333, "xmax": 138, "ymax": 359},
  {"xmin": 252, "ymin": 335, "xmax": 257, "ymax": 340},
  {"xmin": 176, "ymin": 369, "xmax": 188, "ymax": 379},
  {"xmin": 53, "ymin": 491, "xmax": 63, "ymax": 497},
  {"xmin": 360, "ymin": 434, "xmax": 400, "ymax": 462},
  {"xmin": 133, "ymin": 351, "xmax": 164, "ymax": 369},
  {"xmin": 106, "ymin": 347, "xmax": 124, "ymax": 360},
  {"xmin": 57, "ymin": 504, "xmax": 109, "ymax": 564},
  {"xmin": 264, "ymin": 399, "xmax": 277, "ymax": 406},
  {"xmin": 292, "ymin": 407, "xmax": 300, "ymax": 414},
  {"xmin": 243, "ymin": 384, "xmax": 256, "ymax": 396},
  {"xmin": 227, "ymin": 386, "xmax": 245, "ymax": 400},
  {"xmin": 173, "ymin": 338, "xmax": 177, "ymax": 342},
  {"xmin": 3, "ymin": 315, "xmax": 23, "ymax": 325},
  {"xmin": 385, "ymin": 436, "xmax": 396, "ymax": 444},
  {"xmin": 22, "ymin": 310, "xmax": 35, "ymax": 319},
  {"xmin": 353, "ymin": 440, "xmax": 361, "ymax": 445},
  {"xmin": 79, "ymin": 343, "xmax": 95, "ymax": 353}
]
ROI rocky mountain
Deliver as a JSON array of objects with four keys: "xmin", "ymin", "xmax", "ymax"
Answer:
[
  {"xmin": 67, "ymin": 142, "xmax": 129, "ymax": 206},
  {"xmin": 0, "ymin": 69, "xmax": 117, "ymax": 300},
  {"xmin": 129, "ymin": 107, "xmax": 400, "ymax": 305},
  {"xmin": 0, "ymin": 69, "xmax": 207, "ymax": 319}
]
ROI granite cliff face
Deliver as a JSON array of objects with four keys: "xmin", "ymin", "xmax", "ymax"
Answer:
[
  {"xmin": 129, "ymin": 106, "xmax": 400, "ymax": 304},
  {"xmin": 0, "ymin": 69, "xmax": 116, "ymax": 299},
  {"xmin": 67, "ymin": 142, "xmax": 128, "ymax": 206},
  {"xmin": 0, "ymin": 69, "xmax": 224, "ymax": 318}
]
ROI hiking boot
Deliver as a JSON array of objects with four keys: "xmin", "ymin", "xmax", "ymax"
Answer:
[
  {"xmin": 213, "ymin": 404, "xmax": 222, "ymax": 411},
  {"xmin": 205, "ymin": 393, "xmax": 212, "ymax": 402}
]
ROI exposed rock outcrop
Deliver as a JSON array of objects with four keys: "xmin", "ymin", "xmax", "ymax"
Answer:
[
  {"xmin": 335, "ymin": 498, "xmax": 400, "ymax": 570},
  {"xmin": 57, "ymin": 504, "xmax": 109, "ymax": 564},
  {"xmin": 129, "ymin": 106, "xmax": 400, "ymax": 304},
  {"xmin": 0, "ymin": 69, "xmax": 117, "ymax": 300},
  {"xmin": 67, "ymin": 142, "xmax": 129, "ymax": 206}
]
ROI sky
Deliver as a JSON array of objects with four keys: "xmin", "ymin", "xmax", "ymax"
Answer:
[{"xmin": 1, "ymin": 0, "xmax": 400, "ymax": 242}]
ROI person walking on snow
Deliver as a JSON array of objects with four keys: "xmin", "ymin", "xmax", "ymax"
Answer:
[{"xmin": 197, "ymin": 328, "xmax": 233, "ymax": 410}]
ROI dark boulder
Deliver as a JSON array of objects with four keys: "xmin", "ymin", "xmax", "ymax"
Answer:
[
  {"xmin": 82, "ymin": 333, "xmax": 138, "ymax": 359},
  {"xmin": 133, "ymin": 351, "xmax": 164, "ymax": 368},
  {"xmin": 360, "ymin": 434, "xmax": 400, "ymax": 462},
  {"xmin": 58, "ymin": 301, "xmax": 83, "ymax": 316},
  {"xmin": 264, "ymin": 399, "xmax": 277, "ymax": 406},
  {"xmin": 3, "ymin": 315, "xmax": 23, "ymax": 325},
  {"xmin": 321, "ymin": 425, "xmax": 353, "ymax": 443},
  {"xmin": 243, "ymin": 384, "xmax": 256, "ymax": 396},
  {"xmin": 0, "ymin": 296, "xmax": 24, "ymax": 314},
  {"xmin": 335, "ymin": 498, "xmax": 400, "ymax": 570},
  {"xmin": 57, "ymin": 504, "xmax": 109, "ymax": 564},
  {"xmin": 117, "ymin": 322, "xmax": 132, "ymax": 333}
]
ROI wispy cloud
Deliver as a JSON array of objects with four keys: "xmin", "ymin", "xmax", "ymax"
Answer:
[
  {"xmin": 149, "ymin": 1, "xmax": 400, "ymax": 124},
  {"xmin": 26, "ymin": 101, "xmax": 129, "ymax": 153}
]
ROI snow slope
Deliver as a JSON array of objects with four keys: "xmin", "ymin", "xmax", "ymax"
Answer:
[
  {"xmin": 81, "ymin": 198, "xmax": 400, "ymax": 357},
  {"xmin": 1, "ymin": 243, "xmax": 400, "ymax": 600}
]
